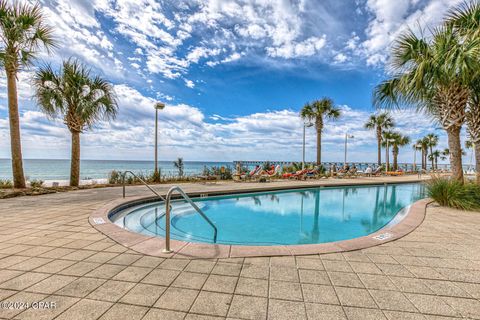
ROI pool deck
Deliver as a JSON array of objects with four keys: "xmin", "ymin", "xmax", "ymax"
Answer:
[{"xmin": 1, "ymin": 175, "xmax": 480, "ymax": 319}]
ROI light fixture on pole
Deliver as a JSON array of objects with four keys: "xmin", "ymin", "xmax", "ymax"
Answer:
[
  {"xmin": 344, "ymin": 133, "xmax": 354, "ymax": 165},
  {"xmin": 154, "ymin": 102, "xmax": 165, "ymax": 177},
  {"xmin": 413, "ymin": 143, "xmax": 422, "ymax": 172},
  {"xmin": 302, "ymin": 122, "xmax": 314, "ymax": 170}
]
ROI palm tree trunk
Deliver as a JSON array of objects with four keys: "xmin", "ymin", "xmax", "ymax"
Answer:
[
  {"xmin": 430, "ymin": 146, "xmax": 434, "ymax": 170},
  {"xmin": 385, "ymin": 145, "xmax": 389, "ymax": 171},
  {"xmin": 6, "ymin": 70, "xmax": 26, "ymax": 189},
  {"xmin": 393, "ymin": 150, "xmax": 398, "ymax": 171},
  {"xmin": 376, "ymin": 129, "xmax": 382, "ymax": 165},
  {"xmin": 70, "ymin": 131, "xmax": 81, "ymax": 187},
  {"xmin": 475, "ymin": 143, "xmax": 480, "ymax": 185},
  {"xmin": 421, "ymin": 149, "xmax": 425, "ymax": 170},
  {"xmin": 316, "ymin": 126, "xmax": 322, "ymax": 165},
  {"xmin": 446, "ymin": 126, "xmax": 464, "ymax": 182}
]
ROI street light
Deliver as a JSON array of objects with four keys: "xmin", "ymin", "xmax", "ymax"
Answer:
[
  {"xmin": 413, "ymin": 143, "xmax": 422, "ymax": 172},
  {"xmin": 154, "ymin": 102, "xmax": 165, "ymax": 176},
  {"xmin": 302, "ymin": 122, "xmax": 314, "ymax": 170},
  {"xmin": 344, "ymin": 133, "xmax": 354, "ymax": 165}
]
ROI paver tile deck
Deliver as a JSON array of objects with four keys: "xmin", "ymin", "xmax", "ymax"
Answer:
[{"xmin": 0, "ymin": 178, "xmax": 479, "ymax": 319}]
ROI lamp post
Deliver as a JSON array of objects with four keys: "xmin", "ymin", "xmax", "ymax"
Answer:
[
  {"xmin": 344, "ymin": 133, "xmax": 354, "ymax": 165},
  {"xmin": 154, "ymin": 102, "xmax": 165, "ymax": 176},
  {"xmin": 302, "ymin": 122, "xmax": 314, "ymax": 170},
  {"xmin": 413, "ymin": 143, "xmax": 421, "ymax": 172}
]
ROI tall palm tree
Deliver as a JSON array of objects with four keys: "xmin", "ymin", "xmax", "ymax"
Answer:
[
  {"xmin": 373, "ymin": 25, "xmax": 479, "ymax": 182},
  {"xmin": 33, "ymin": 59, "xmax": 118, "ymax": 187},
  {"xmin": 300, "ymin": 98, "xmax": 341, "ymax": 165},
  {"xmin": 429, "ymin": 150, "xmax": 441, "ymax": 170},
  {"xmin": 364, "ymin": 113, "xmax": 394, "ymax": 165},
  {"xmin": 425, "ymin": 133, "xmax": 439, "ymax": 169},
  {"xmin": 467, "ymin": 89, "xmax": 480, "ymax": 184},
  {"xmin": 447, "ymin": 2, "xmax": 480, "ymax": 184},
  {"xmin": 381, "ymin": 131, "xmax": 395, "ymax": 171},
  {"xmin": 0, "ymin": 1, "xmax": 56, "ymax": 188},
  {"xmin": 382, "ymin": 132, "xmax": 410, "ymax": 171},
  {"xmin": 415, "ymin": 138, "xmax": 429, "ymax": 170}
]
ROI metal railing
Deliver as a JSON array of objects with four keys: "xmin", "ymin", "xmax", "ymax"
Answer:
[
  {"xmin": 163, "ymin": 186, "xmax": 218, "ymax": 253},
  {"xmin": 122, "ymin": 171, "xmax": 166, "ymax": 201}
]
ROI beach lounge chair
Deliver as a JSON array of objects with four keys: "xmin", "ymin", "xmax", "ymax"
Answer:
[
  {"xmin": 372, "ymin": 166, "xmax": 383, "ymax": 176},
  {"xmin": 196, "ymin": 174, "xmax": 218, "ymax": 184},
  {"xmin": 239, "ymin": 166, "xmax": 260, "ymax": 181},
  {"xmin": 386, "ymin": 170, "xmax": 404, "ymax": 176},
  {"xmin": 282, "ymin": 169, "xmax": 306, "ymax": 179},
  {"xmin": 303, "ymin": 167, "xmax": 321, "ymax": 179},
  {"xmin": 261, "ymin": 165, "xmax": 281, "ymax": 181}
]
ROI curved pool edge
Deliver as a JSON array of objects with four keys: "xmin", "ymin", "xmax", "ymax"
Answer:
[{"xmin": 89, "ymin": 194, "xmax": 431, "ymax": 259}]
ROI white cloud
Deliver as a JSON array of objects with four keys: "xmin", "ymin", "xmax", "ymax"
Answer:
[
  {"xmin": 267, "ymin": 36, "xmax": 327, "ymax": 59},
  {"xmin": 334, "ymin": 53, "xmax": 348, "ymax": 63},
  {"xmin": 184, "ymin": 79, "xmax": 195, "ymax": 88},
  {"xmin": 0, "ymin": 82, "xmax": 449, "ymax": 162},
  {"xmin": 360, "ymin": 0, "xmax": 463, "ymax": 66}
]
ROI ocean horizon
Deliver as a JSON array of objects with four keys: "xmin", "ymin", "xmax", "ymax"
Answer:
[
  {"xmin": 0, "ymin": 159, "xmax": 233, "ymax": 181},
  {"xmin": 0, "ymin": 158, "xmax": 464, "ymax": 182}
]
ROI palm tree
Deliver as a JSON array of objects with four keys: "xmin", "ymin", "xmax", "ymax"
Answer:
[
  {"xmin": 373, "ymin": 24, "xmax": 479, "ymax": 182},
  {"xmin": 447, "ymin": 2, "xmax": 480, "ymax": 184},
  {"xmin": 364, "ymin": 113, "xmax": 394, "ymax": 165},
  {"xmin": 429, "ymin": 150, "xmax": 441, "ymax": 170},
  {"xmin": 425, "ymin": 134, "xmax": 439, "ymax": 169},
  {"xmin": 300, "ymin": 98, "xmax": 341, "ymax": 165},
  {"xmin": 173, "ymin": 157, "xmax": 184, "ymax": 177},
  {"xmin": 415, "ymin": 138, "xmax": 429, "ymax": 170},
  {"xmin": 467, "ymin": 90, "xmax": 480, "ymax": 184},
  {"xmin": 33, "ymin": 59, "xmax": 118, "ymax": 187},
  {"xmin": 381, "ymin": 131, "xmax": 395, "ymax": 171},
  {"xmin": 0, "ymin": 1, "xmax": 56, "ymax": 188},
  {"xmin": 382, "ymin": 132, "xmax": 410, "ymax": 170}
]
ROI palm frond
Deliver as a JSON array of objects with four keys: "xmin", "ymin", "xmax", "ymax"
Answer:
[
  {"xmin": 0, "ymin": 1, "xmax": 57, "ymax": 70},
  {"xmin": 34, "ymin": 58, "xmax": 118, "ymax": 133}
]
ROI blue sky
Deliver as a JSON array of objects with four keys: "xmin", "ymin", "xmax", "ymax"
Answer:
[{"xmin": 0, "ymin": 0, "xmax": 475, "ymax": 164}]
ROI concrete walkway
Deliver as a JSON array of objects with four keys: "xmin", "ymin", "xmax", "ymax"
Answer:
[{"xmin": 1, "ymin": 177, "xmax": 480, "ymax": 320}]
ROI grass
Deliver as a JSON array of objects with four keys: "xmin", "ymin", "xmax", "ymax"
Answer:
[
  {"xmin": 30, "ymin": 179, "xmax": 44, "ymax": 188},
  {"xmin": 0, "ymin": 179, "xmax": 13, "ymax": 189},
  {"xmin": 427, "ymin": 177, "xmax": 480, "ymax": 211}
]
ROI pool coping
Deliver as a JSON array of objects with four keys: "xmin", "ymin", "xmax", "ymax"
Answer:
[{"xmin": 89, "ymin": 183, "xmax": 431, "ymax": 259}]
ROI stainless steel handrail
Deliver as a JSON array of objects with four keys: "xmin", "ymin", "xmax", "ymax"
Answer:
[
  {"xmin": 122, "ymin": 171, "xmax": 166, "ymax": 201},
  {"xmin": 163, "ymin": 186, "xmax": 218, "ymax": 253}
]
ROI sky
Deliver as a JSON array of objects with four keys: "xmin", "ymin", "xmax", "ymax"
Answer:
[{"xmin": 0, "ymin": 0, "xmax": 475, "ymax": 164}]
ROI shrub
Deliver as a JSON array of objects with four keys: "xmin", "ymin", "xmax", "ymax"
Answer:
[
  {"xmin": 108, "ymin": 170, "xmax": 123, "ymax": 184},
  {"xmin": 427, "ymin": 177, "xmax": 480, "ymax": 211},
  {"xmin": 0, "ymin": 179, "xmax": 13, "ymax": 189},
  {"xmin": 30, "ymin": 179, "xmax": 44, "ymax": 188},
  {"xmin": 151, "ymin": 169, "xmax": 161, "ymax": 183}
]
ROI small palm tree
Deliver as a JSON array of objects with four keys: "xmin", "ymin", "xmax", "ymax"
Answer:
[
  {"xmin": 0, "ymin": 1, "xmax": 56, "ymax": 188},
  {"xmin": 34, "ymin": 59, "xmax": 118, "ymax": 187},
  {"xmin": 173, "ymin": 157, "xmax": 184, "ymax": 177},
  {"xmin": 364, "ymin": 113, "xmax": 394, "ymax": 165},
  {"xmin": 382, "ymin": 132, "xmax": 410, "ymax": 170},
  {"xmin": 300, "ymin": 98, "xmax": 341, "ymax": 165},
  {"xmin": 425, "ymin": 134, "xmax": 439, "ymax": 169}
]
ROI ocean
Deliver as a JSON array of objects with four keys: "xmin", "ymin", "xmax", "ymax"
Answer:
[{"xmin": 0, "ymin": 159, "xmax": 233, "ymax": 181}]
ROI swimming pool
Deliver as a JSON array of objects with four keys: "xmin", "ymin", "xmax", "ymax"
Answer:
[{"xmin": 111, "ymin": 183, "xmax": 425, "ymax": 246}]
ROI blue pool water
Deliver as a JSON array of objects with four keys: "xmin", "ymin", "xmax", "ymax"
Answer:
[{"xmin": 112, "ymin": 183, "xmax": 425, "ymax": 246}]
